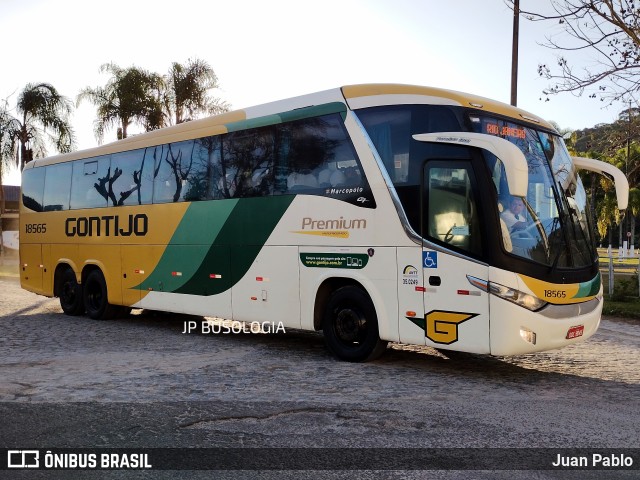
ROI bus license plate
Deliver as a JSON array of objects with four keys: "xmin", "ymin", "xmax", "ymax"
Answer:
[{"xmin": 566, "ymin": 325, "xmax": 584, "ymax": 340}]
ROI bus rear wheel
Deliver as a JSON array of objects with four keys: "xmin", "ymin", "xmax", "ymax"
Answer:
[
  {"xmin": 322, "ymin": 286, "xmax": 387, "ymax": 362},
  {"xmin": 83, "ymin": 269, "xmax": 119, "ymax": 320},
  {"xmin": 59, "ymin": 267, "xmax": 85, "ymax": 316}
]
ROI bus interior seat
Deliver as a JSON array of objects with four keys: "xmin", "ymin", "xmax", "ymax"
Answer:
[
  {"xmin": 328, "ymin": 169, "xmax": 346, "ymax": 186},
  {"xmin": 287, "ymin": 171, "xmax": 318, "ymax": 191},
  {"xmin": 317, "ymin": 164, "xmax": 335, "ymax": 186}
]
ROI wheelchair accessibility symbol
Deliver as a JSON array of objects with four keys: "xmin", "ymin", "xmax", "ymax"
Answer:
[{"xmin": 423, "ymin": 251, "xmax": 438, "ymax": 269}]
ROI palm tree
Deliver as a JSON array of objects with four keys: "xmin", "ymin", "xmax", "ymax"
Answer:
[
  {"xmin": 164, "ymin": 58, "xmax": 229, "ymax": 125},
  {"xmin": 0, "ymin": 99, "xmax": 13, "ymax": 177},
  {"xmin": 1, "ymin": 86, "xmax": 74, "ymax": 252},
  {"xmin": 0, "ymin": 101, "xmax": 9, "ymax": 253},
  {"xmin": 611, "ymin": 143, "xmax": 640, "ymax": 247},
  {"xmin": 78, "ymin": 63, "xmax": 164, "ymax": 142},
  {"xmin": 0, "ymin": 83, "xmax": 75, "ymax": 171}
]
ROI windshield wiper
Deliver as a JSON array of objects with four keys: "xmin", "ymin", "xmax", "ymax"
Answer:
[
  {"xmin": 556, "ymin": 181, "xmax": 593, "ymax": 266},
  {"xmin": 549, "ymin": 247, "xmax": 562, "ymax": 275},
  {"xmin": 522, "ymin": 197, "xmax": 551, "ymax": 260}
]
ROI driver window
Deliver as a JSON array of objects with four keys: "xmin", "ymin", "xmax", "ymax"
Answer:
[{"xmin": 426, "ymin": 164, "xmax": 482, "ymax": 256}]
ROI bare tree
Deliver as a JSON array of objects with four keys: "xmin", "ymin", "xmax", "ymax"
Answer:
[{"xmin": 507, "ymin": 1, "xmax": 640, "ymax": 104}]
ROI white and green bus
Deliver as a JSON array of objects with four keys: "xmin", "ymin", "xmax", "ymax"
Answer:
[{"xmin": 20, "ymin": 84, "xmax": 628, "ymax": 361}]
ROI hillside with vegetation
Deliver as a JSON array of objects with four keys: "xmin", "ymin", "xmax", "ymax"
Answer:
[{"xmin": 569, "ymin": 108, "xmax": 640, "ymax": 248}]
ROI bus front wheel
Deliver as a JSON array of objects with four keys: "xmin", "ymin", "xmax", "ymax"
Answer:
[
  {"xmin": 83, "ymin": 269, "xmax": 118, "ymax": 320},
  {"xmin": 322, "ymin": 286, "xmax": 387, "ymax": 362},
  {"xmin": 59, "ymin": 268, "xmax": 85, "ymax": 316}
]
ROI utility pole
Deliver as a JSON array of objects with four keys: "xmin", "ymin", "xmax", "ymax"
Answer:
[
  {"xmin": 627, "ymin": 99, "xmax": 632, "ymax": 176},
  {"xmin": 511, "ymin": 0, "xmax": 520, "ymax": 107},
  {"xmin": 627, "ymin": 99, "xmax": 631, "ymax": 251}
]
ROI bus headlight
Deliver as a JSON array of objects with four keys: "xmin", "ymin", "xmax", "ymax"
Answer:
[{"xmin": 488, "ymin": 282, "xmax": 547, "ymax": 312}]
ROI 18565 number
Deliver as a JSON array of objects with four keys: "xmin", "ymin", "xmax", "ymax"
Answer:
[
  {"xmin": 544, "ymin": 289, "xmax": 567, "ymax": 299},
  {"xmin": 25, "ymin": 223, "xmax": 47, "ymax": 233}
]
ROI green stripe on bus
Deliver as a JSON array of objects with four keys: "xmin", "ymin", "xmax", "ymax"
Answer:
[
  {"xmin": 134, "ymin": 195, "xmax": 295, "ymax": 296},
  {"xmin": 225, "ymin": 102, "xmax": 347, "ymax": 132},
  {"xmin": 576, "ymin": 272, "xmax": 601, "ymax": 298},
  {"xmin": 134, "ymin": 200, "xmax": 238, "ymax": 293}
]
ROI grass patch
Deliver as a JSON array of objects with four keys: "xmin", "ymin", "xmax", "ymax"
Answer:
[{"xmin": 603, "ymin": 296, "xmax": 640, "ymax": 319}]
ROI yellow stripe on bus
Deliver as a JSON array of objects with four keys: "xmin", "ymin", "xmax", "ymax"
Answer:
[{"xmin": 518, "ymin": 273, "xmax": 598, "ymax": 305}]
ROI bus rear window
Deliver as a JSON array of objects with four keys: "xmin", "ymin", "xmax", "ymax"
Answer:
[{"xmin": 21, "ymin": 167, "xmax": 45, "ymax": 212}]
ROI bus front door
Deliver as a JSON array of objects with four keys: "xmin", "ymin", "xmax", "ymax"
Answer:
[
  {"xmin": 420, "ymin": 160, "xmax": 490, "ymax": 354},
  {"xmin": 421, "ymin": 249, "xmax": 490, "ymax": 354}
]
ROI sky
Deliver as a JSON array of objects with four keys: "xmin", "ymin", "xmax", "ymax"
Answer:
[{"xmin": 0, "ymin": 0, "xmax": 625, "ymax": 185}]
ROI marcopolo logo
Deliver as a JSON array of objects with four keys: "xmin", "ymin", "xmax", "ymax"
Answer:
[{"xmin": 65, "ymin": 214, "xmax": 148, "ymax": 237}]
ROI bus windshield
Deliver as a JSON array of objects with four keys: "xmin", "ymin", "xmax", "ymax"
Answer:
[
  {"xmin": 470, "ymin": 115, "xmax": 596, "ymax": 268},
  {"xmin": 355, "ymin": 104, "xmax": 596, "ymax": 269}
]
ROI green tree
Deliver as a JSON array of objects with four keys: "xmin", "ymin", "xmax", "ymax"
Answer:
[
  {"xmin": 569, "ymin": 106, "xmax": 640, "ymax": 246},
  {"xmin": 164, "ymin": 58, "xmax": 229, "ymax": 125},
  {"xmin": 610, "ymin": 143, "xmax": 640, "ymax": 246},
  {"xmin": 549, "ymin": 120, "xmax": 573, "ymax": 141},
  {"xmin": 597, "ymin": 193, "xmax": 621, "ymax": 245},
  {"xmin": 78, "ymin": 63, "xmax": 164, "ymax": 142},
  {"xmin": 627, "ymin": 187, "xmax": 640, "ymax": 247},
  {"xmin": 0, "ymin": 83, "xmax": 75, "ymax": 171}
]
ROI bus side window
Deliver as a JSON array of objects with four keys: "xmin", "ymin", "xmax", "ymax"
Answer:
[
  {"xmin": 283, "ymin": 118, "xmax": 326, "ymax": 192},
  {"xmin": 220, "ymin": 127, "xmax": 275, "ymax": 199},
  {"xmin": 43, "ymin": 162, "xmax": 72, "ymax": 211},
  {"xmin": 110, "ymin": 149, "xmax": 153, "ymax": 206},
  {"xmin": 425, "ymin": 163, "xmax": 482, "ymax": 256},
  {"xmin": 194, "ymin": 136, "xmax": 221, "ymax": 201},
  {"xmin": 277, "ymin": 114, "xmax": 365, "ymax": 194},
  {"xmin": 207, "ymin": 136, "xmax": 236, "ymax": 199},
  {"xmin": 152, "ymin": 140, "xmax": 197, "ymax": 203},
  {"xmin": 70, "ymin": 156, "xmax": 110, "ymax": 209}
]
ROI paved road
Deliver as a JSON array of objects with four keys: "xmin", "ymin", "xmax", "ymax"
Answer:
[{"xmin": 1, "ymin": 276, "xmax": 639, "ymax": 479}]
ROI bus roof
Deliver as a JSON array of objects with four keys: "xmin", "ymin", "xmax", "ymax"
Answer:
[
  {"xmin": 25, "ymin": 83, "xmax": 556, "ymax": 170},
  {"xmin": 342, "ymin": 84, "xmax": 554, "ymax": 131}
]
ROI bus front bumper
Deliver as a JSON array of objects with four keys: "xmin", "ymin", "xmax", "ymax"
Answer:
[{"xmin": 488, "ymin": 288, "xmax": 603, "ymax": 356}]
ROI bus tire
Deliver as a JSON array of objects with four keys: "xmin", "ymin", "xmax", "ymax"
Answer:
[
  {"xmin": 59, "ymin": 268, "xmax": 85, "ymax": 316},
  {"xmin": 83, "ymin": 269, "xmax": 118, "ymax": 320},
  {"xmin": 322, "ymin": 286, "xmax": 387, "ymax": 362}
]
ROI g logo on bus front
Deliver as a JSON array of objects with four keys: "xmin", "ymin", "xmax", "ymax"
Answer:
[
  {"xmin": 406, "ymin": 310, "xmax": 478, "ymax": 345},
  {"xmin": 425, "ymin": 310, "xmax": 477, "ymax": 344}
]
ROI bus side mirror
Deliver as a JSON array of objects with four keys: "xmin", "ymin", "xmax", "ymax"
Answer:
[
  {"xmin": 412, "ymin": 132, "xmax": 528, "ymax": 197},
  {"xmin": 572, "ymin": 156, "xmax": 629, "ymax": 211}
]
